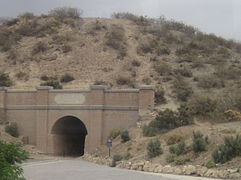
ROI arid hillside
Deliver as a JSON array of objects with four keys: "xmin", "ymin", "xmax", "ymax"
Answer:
[
  {"xmin": 1, "ymin": 10, "xmax": 241, "ymax": 111},
  {"xmin": 1, "ymin": 9, "xmax": 241, "ymax": 179}
]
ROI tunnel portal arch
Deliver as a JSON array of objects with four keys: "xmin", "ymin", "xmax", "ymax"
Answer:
[{"xmin": 51, "ymin": 116, "xmax": 88, "ymax": 156}]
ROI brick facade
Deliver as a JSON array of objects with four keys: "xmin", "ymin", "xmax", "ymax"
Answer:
[{"xmin": 1, "ymin": 85, "xmax": 154, "ymax": 155}]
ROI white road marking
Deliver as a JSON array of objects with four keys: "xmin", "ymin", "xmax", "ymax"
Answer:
[{"xmin": 22, "ymin": 160, "xmax": 64, "ymax": 167}]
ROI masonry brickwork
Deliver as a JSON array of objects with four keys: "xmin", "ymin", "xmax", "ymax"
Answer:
[{"xmin": 0, "ymin": 85, "xmax": 154, "ymax": 155}]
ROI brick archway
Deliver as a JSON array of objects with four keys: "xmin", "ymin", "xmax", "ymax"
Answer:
[
  {"xmin": 1, "ymin": 85, "xmax": 154, "ymax": 155},
  {"xmin": 51, "ymin": 116, "xmax": 87, "ymax": 156}
]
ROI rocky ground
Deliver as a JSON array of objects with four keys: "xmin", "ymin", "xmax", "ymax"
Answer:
[
  {"xmin": 1, "ymin": 122, "xmax": 241, "ymax": 179},
  {"xmin": 78, "ymin": 118, "xmax": 241, "ymax": 180},
  {"xmin": 80, "ymin": 153, "xmax": 240, "ymax": 179}
]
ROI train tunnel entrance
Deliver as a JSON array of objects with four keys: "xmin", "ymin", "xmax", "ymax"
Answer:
[{"xmin": 51, "ymin": 116, "xmax": 87, "ymax": 156}]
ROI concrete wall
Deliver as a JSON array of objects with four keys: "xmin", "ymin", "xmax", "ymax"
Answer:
[{"xmin": 1, "ymin": 85, "xmax": 154, "ymax": 154}]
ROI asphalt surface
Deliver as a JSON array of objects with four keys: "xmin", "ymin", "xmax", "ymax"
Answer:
[{"xmin": 22, "ymin": 159, "xmax": 177, "ymax": 180}]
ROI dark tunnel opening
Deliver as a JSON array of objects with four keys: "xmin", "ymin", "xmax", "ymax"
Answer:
[{"xmin": 51, "ymin": 116, "xmax": 87, "ymax": 157}]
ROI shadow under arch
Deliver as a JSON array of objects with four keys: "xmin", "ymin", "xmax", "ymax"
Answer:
[{"xmin": 51, "ymin": 116, "xmax": 88, "ymax": 156}]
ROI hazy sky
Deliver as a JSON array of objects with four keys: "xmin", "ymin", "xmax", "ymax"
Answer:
[{"xmin": 0, "ymin": 0, "xmax": 240, "ymax": 41}]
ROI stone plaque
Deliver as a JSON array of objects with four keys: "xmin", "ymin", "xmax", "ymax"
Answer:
[{"xmin": 55, "ymin": 94, "xmax": 86, "ymax": 104}]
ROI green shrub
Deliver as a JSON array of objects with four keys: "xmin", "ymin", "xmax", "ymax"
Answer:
[
  {"xmin": 214, "ymin": 65, "xmax": 241, "ymax": 80},
  {"xmin": 131, "ymin": 60, "xmax": 141, "ymax": 67},
  {"xmin": 15, "ymin": 71, "xmax": 28, "ymax": 81},
  {"xmin": 147, "ymin": 139, "xmax": 163, "ymax": 158},
  {"xmin": 207, "ymin": 54, "xmax": 228, "ymax": 65},
  {"xmin": 176, "ymin": 40, "xmax": 215, "ymax": 56},
  {"xmin": 94, "ymin": 80, "xmax": 108, "ymax": 86},
  {"xmin": 116, "ymin": 76, "xmax": 135, "ymax": 87},
  {"xmin": 212, "ymin": 135, "xmax": 241, "ymax": 164},
  {"xmin": 62, "ymin": 43, "xmax": 72, "ymax": 53},
  {"xmin": 88, "ymin": 20, "xmax": 107, "ymax": 34},
  {"xmin": 40, "ymin": 80, "xmax": 62, "ymax": 89},
  {"xmin": 205, "ymin": 160, "xmax": 216, "ymax": 168},
  {"xmin": 165, "ymin": 134, "xmax": 184, "ymax": 145},
  {"xmin": 40, "ymin": 75, "xmax": 58, "ymax": 81},
  {"xmin": 216, "ymin": 47, "xmax": 230, "ymax": 58},
  {"xmin": 212, "ymin": 144, "xmax": 232, "ymax": 164},
  {"xmin": 175, "ymin": 85, "xmax": 193, "ymax": 102},
  {"xmin": 177, "ymin": 104, "xmax": 194, "ymax": 126},
  {"xmin": 175, "ymin": 46, "xmax": 190, "ymax": 56},
  {"xmin": 0, "ymin": 141, "xmax": 29, "ymax": 180},
  {"xmin": 0, "ymin": 29, "xmax": 20, "ymax": 51},
  {"xmin": 0, "ymin": 72, "xmax": 12, "ymax": 87},
  {"xmin": 163, "ymin": 32, "xmax": 180, "ymax": 44},
  {"xmin": 153, "ymin": 62, "xmax": 172, "ymax": 76},
  {"xmin": 30, "ymin": 18, "xmax": 59, "ymax": 36},
  {"xmin": 105, "ymin": 24, "xmax": 127, "ymax": 58},
  {"xmin": 144, "ymin": 107, "xmax": 193, "ymax": 136},
  {"xmin": 155, "ymin": 86, "xmax": 166, "ymax": 104},
  {"xmin": 49, "ymin": 7, "xmax": 82, "ymax": 20},
  {"xmin": 112, "ymin": 12, "xmax": 150, "ymax": 26},
  {"xmin": 174, "ymin": 156, "xmax": 190, "ymax": 165},
  {"xmin": 192, "ymin": 131, "xmax": 208, "ymax": 152},
  {"xmin": 166, "ymin": 154, "xmax": 190, "ymax": 165},
  {"xmin": 120, "ymin": 130, "xmax": 130, "ymax": 142},
  {"xmin": 142, "ymin": 77, "xmax": 151, "ymax": 85},
  {"xmin": 5, "ymin": 123, "xmax": 19, "ymax": 137},
  {"xmin": 169, "ymin": 141, "xmax": 187, "ymax": 156},
  {"xmin": 166, "ymin": 154, "xmax": 176, "ymax": 163},
  {"xmin": 142, "ymin": 124, "xmax": 157, "ymax": 137},
  {"xmin": 159, "ymin": 16, "xmax": 197, "ymax": 35},
  {"xmin": 191, "ymin": 58, "xmax": 205, "ymax": 69},
  {"xmin": 7, "ymin": 49, "xmax": 18, "ymax": 60},
  {"xmin": 16, "ymin": 19, "xmax": 39, "ymax": 36},
  {"xmin": 188, "ymin": 95, "xmax": 217, "ymax": 116},
  {"xmin": 137, "ymin": 38, "xmax": 170, "ymax": 56},
  {"xmin": 19, "ymin": 12, "xmax": 35, "ymax": 19},
  {"xmin": 173, "ymin": 78, "xmax": 193, "ymax": 102},
  {"xmin": 32, "ymin": 41, "xmax": 48, "ymax": 55},
  {"xmin": 137, "ymin": 38, "xmax": 156, "ymax": 54},
  {"xmin": 153, "ymin": 109, "xmax": 179, "ymax": 133},
  {"xmin": 155, "ymin": 45, "xmax": 171, "ymax": 56},
  {"xmin": 197, "ymin": 75, "xmax": 225, "ymax": 89},
  {"xmin": 3, "ymin": 18, "xmax": 19, "ymax": 26},
  {"xmin": 109, "ymin": 129, "xmax": 120, "ymax": 139},
  {"xmin": 224, "ymin": 135, "xmax": 241, "ymax": 156},
  {"xmin": 110, "ymin": 154, "xmax": 122, "ymax": 167},
  {"xmin": 40, "ymin": 75, "xmax": 49, "ymax": 81},
  {"xmin": 175, "ymin": 67, "xmax": 192, "ymax": 77},
  {"xmin": 143, "ymin": 23, "xmax": 169, "ymax": 38},
  {"xmin": 60, "ymin": 74, "xmax": 74, "ymax": 83},
  {"xmin": 235, "ymin": 96, "xmax": 241, "ymax": 111},
  {"xmin": 123, "ymin": 152, "xmax": 132, "ymax": 160},
  {"xmin": 52, "ymin": 32, "xmax": 73, "ymax": 45}
]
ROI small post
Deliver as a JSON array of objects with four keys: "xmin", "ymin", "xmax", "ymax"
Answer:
[
  {"xmin": 106, "ymin": 138, "xmax": 112, "ymax": 157},
  {"xmin": 0, "ymin": 87, "xmax": 7, "ymax": 124}
]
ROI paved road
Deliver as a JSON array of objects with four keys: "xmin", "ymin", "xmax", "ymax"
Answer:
[
  {"xmin": 22, "ymin": 159, "xmax": 221, "ymax": 180},
  {"xmin": 23, "ymin": 159, "xmax": 177, "ymax": 180}
]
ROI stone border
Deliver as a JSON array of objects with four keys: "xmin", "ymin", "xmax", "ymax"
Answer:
[
  {"xmin": 7, "ymin": 90, "xmax": 37, "ymax": 93},
  {"xmin": 6, "ymin": 105, "xmax": 139, "ymax": 111},
  {"xmin": 139, "ymin": 85, "xmax": 155, "ymax": 90},
  {"xmin": 0, "ymin": 87, "xmax": 8, "ymax": 91},
  {"xmin": 49, "ymin": 90, "xmax": 90, "ymax": 93},
  {"xmin": 90, "ymin": 85, "xmax": 105, "ymax": 90},
  {"xmin": 81, "ymin": 155, "xmax": 240, "ymax": 179},
  {"xmin": 105, "ymin": 89, "xmax": 139, "ymax": 93},
  {"xmin": 36, "ymin": 86, "xmax": 53, "ymax": 90}
]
